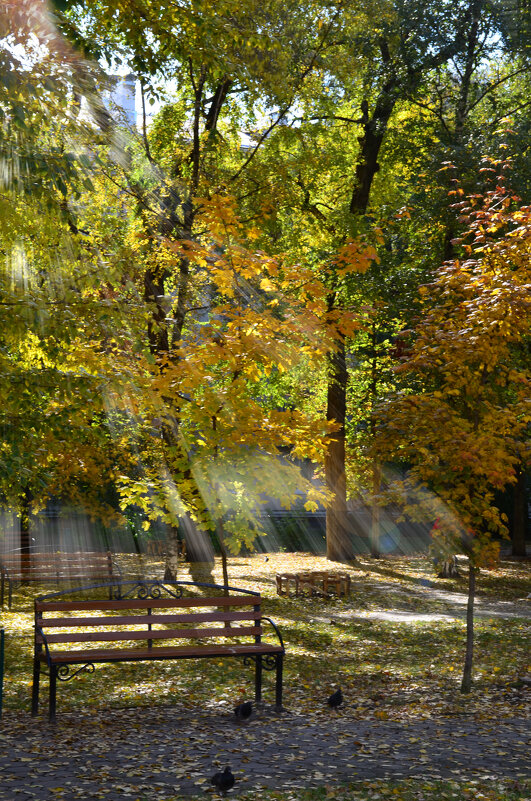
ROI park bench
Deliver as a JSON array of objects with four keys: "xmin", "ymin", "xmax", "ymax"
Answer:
[
  {"xmin": 1, "ymin": 551, "xmax": 120, "ymax": 609},
  {"xmin": 32, "ymin": 579, "xmax": 285, "ymax": 722}
]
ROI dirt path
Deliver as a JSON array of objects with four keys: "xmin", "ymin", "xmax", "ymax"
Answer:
[
  {"xmin": 0, "ymin": 705, "xmax": 529, "ymax": 800},
  {"xmin": 332, "ymin": 581, "xmax": 531, "ymax": 624}
]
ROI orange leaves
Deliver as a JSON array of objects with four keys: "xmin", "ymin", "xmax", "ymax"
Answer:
[
  {"xmin": 195, "ymin": 193, "xmax": 240, "ymax": 241},
  {"xmin": 333, "ymin": 241, "xmax": 379, "ymax": 277},
  {"xmin": 375, "ymin": 175, "xmax": 531, "ymax": 563}
]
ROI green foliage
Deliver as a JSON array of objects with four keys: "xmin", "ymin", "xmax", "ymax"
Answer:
[{"xmin": 3, "ymin": 0, "xmax": 531, "ymax": 563}]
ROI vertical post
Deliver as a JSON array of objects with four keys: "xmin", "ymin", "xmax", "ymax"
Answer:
[
  {"xmin": 106, "ymin": 551, "xmax": 113, "ymax": 600},
  {"xmin": 275, "ymin": 653, "xmax": 283, "ymax": 711},
  {"xmin": 254, "ymin": 602, "xmax": 262, "ymax": 701},
  {"xmin": 147, "ymin": 607, "xmax": 152, "ymax": 649},
  {"xmin": 254, "ymin": 604, "xmax": 261, "ymax": 644},
  {"xmin": 32, "ymin": 604, "xmax": 42, "ymax": 716},
  {"xmin": 0, "ymin": 627, "xmax": 4, "ymax": 719},
  {"xmin": 49, "ymin": 664, "xmax": 57, "ymax": 723},
  {"xmin": 255, "ymin": 655, "xmax": 262, "ymax": 702},
  {"xmin": 31, "ymin": 655, "xmax": 40, "ymax": 716},
  {"xmin": 461, "ymin": 559, "xmax": 476, "ymax": 693}
]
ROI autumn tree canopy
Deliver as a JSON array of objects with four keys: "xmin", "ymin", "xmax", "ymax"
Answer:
[{"xmin": 1, "ymin": 0, "xmax": 529, "ymax": 567}]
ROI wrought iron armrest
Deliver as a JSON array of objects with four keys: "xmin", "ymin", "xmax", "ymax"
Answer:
[
  {"xmin": 35, "ymin": 625, "xmax": 52, "ymax": 669},
  {"xmin": 260, "ymin": 616, "xmax": 285, "ymax": 651}
]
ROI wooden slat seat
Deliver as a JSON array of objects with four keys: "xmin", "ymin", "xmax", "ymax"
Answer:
[
  {"xmin": 1, "ymin": 552, "xmax": 120, "ymax": 609},
  {"xmin": 32, "ymin": 580, "xmax": 285, "ymax": 722},
  {"xmin": 37, "ymin": 642, "xmax": 284, "ymax": 663}
]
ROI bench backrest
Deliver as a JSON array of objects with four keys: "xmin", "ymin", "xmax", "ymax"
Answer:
[
  {"xmin": 34, "ymin": 595, "xmax": 264, "ymax": 650},
  {"xmin": 2, "ymin": 552, "xmax": 116, "ymax": 580}
]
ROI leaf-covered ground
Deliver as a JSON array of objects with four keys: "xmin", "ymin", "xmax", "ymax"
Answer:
[{"xmin": 0, "ymin": 552, "xmax": 529, "ymax": 801}]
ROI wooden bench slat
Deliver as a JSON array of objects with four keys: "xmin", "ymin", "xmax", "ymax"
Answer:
[
  {"xmin": 35, "ymin": 596, "xmax": 258, "ymax": 612},
  {"xmin": 5, "ymin": 573, "xmax": 113, "ymax": 580},
  {"xmin": 39, "ymin": 610, "xmax": 262, "ymax": 628},
  {"xmin": 40, "ymin": 625, "xmax": 263, "ymax": 644},
  {"xmin": 2, "ymin": 558, "xmax": 111, "ymax": 564},
  {"xmin": 2, "ymin": 554, "xmax": 111, "ymax": 566},
  {"xmin": 2, "ymin": 553, "xmax": 110, "ymax": 560},
  {"xmin": 2, "ymin": 552, "xmax": 118, "ymax": 609},
  {"xmin": 39, "ymin": 642, "xmax": 284, "ymax": 663}
]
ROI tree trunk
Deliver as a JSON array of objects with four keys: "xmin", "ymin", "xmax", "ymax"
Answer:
[
  {"xmin": 324, "ymin": 25, "xmax": 467, "ymax": 559},
  {"xmin": 325, "ymin": 334, "xmax": 353, "ymax": 561},
  {"xmin": 369, "ymin": 324, "xmax": 381, "ymax": 558},
  {"xmin": 370, "ymin": 463, "xmax": 381, "ymax": 558},
  {"xmin": 216, "ymin": 518, "xmax": 230, "ymax": 599},
  {"xmin": 512, "ymin": 466, "xmax": 528, "ymax": 557},
  {"xmin": 163, "ymin": 525, "xmax": 182, "ymax": 581},
  {"xmin": 460, "ymin": 559, "xmax": 476, "ymax": 693},
  {"xmin": 324, "ymin": 80, "xmax": 398, "ymax": 562}
]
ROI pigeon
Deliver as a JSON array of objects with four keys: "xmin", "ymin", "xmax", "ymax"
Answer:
[
  {"xmin": 211, "ymin": 766, "xmax": 235, "ymax": 795},
  {"xmin": 327, "ymin": 687, "xmax": 343, "ymax": 708},
  {"xmin": 234, "ymin": 700, "xmax": 253, "ymax": 721}
]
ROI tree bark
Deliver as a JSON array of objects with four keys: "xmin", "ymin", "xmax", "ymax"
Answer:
[
  {"xmin": 323, "ymin": 16, "xmax": 469, "ymax": 560},
  {"xmin": 369, "ymin": 322, "xmax": 381, "ymax": 558},
  {"xmin": 370, "ymin": 463, "xmax": 381, "ymax": 558},
  {"xmin": 460, "ymin": 559, "xmax": 476, "ymax": 693},
  {"xmin": 325, "ymin": 83, "xmax": 397, "ymax": 563},
  {"xmin": 163, "ymin": 526, "xmax": 182, "ymax": 581},
  {"xmin": 216, "ymin": 518, "xmax": 230, "ymax": 599},
  {"xmin": 325, "ymin": 333, "xmax": 353, "ymax": 561}
]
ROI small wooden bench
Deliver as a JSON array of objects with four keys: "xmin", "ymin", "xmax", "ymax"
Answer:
[
  {"xmin": 276, "ymin": 570, "xmax": 351, "ymax": 598},
  {"xmin": 1, "ymin": 551, "xmax": 120, "ymax": 609},
  {"xmin": 32, "ymin": 580, "xmax": 285, "ymax": 722}
]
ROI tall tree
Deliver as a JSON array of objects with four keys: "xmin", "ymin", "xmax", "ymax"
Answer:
[
  {"xmin": 37, "ymin": 0, "xmax": 345, "ymax": 573},
  {"xmin": 0, "ymin": 3, "xmax": 139, "ymax": 544},
  {"xmin": 374, "ymin": 167, "xmax": 531, "ymax": 690}
]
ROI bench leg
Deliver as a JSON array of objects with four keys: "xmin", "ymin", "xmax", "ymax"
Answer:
[
  {"xmin": 254, "ymin": 655, "xmax": 262, "ymax": 703},
  {"xmin": 49, "ymin": 665, "xmax": 58, "ymax": 723},
  {"xmin": 31, "ymin": 657, "xmax": 40, "ymax": 716},
  {"xmin": 275, "ymin": 654, "xmax": 283, "ymax": 711}
]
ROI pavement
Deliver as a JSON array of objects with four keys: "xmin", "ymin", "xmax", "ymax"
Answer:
[{"xmin": 0, "ymin": 704, "xmax": 529, "ymax": 800}]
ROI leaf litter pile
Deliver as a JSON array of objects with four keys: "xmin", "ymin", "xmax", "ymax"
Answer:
[{"xmin": 0, "ymin": 552, "xmax": 529, "ymax": 801}]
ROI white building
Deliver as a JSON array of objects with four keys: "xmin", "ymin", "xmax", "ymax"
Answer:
[{"xmin": 107, "ymin": 72, "xmax": 137, "ymax": 128}]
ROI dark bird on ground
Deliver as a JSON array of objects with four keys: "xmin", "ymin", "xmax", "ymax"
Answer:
[
  {"xmin": 211, "ymin": 766, "xmax": 235, "ymax": 795},
  {"xmin": 328, "ymin": 688, "xmax": 343, "ymax": 708},
  {"xmin": 234, "ymin": 700, "xmax": 253, "ymax": 720}
]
